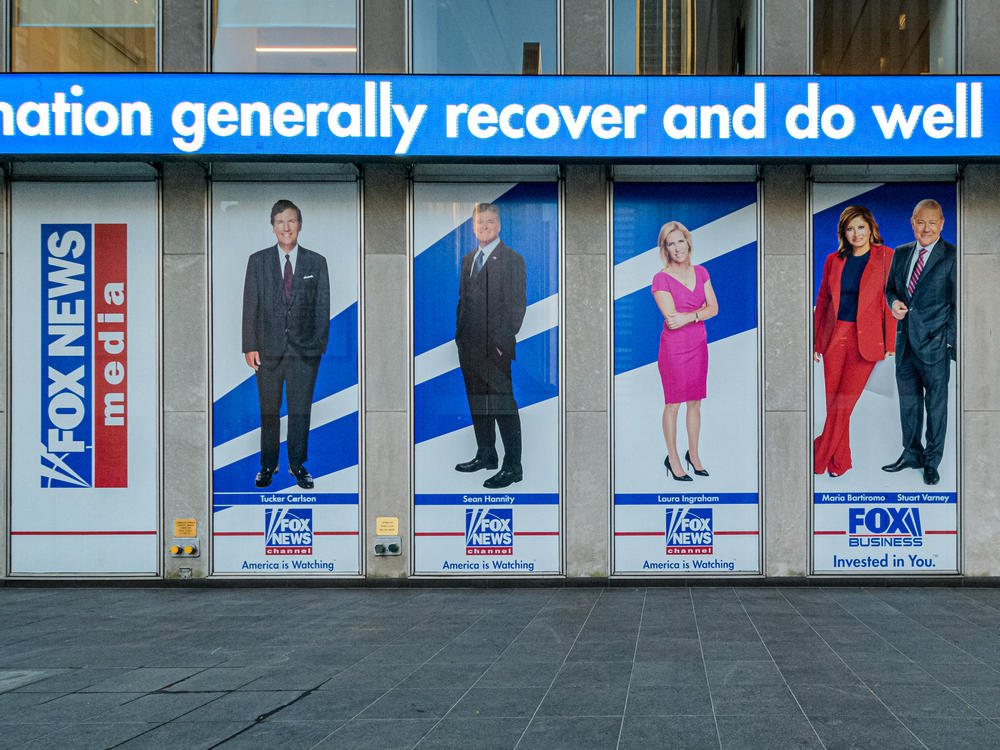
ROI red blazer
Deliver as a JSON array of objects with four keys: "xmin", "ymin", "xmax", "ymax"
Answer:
[{"xmin": 814, "ymin": 244, "xmax": 897, "ymax": 362}]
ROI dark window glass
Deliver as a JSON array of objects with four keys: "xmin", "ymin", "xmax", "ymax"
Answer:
[
  {"xmin": 12, "ymin": 0, "xmax": 155, "ymax": 72},
  {"xmin": 814, "ymin": 0, "xmax": 956, "ymax": 74},
  {"xmin": 212, "ymin": 0, "xmax": 357, "ymax": 73},
  {"xmin": 412, "ymin": 0, "xmax": 557, "ymax": 74},
  {"xmin": 614, "ymin": 0, "xmax": 757, "ymax": 74}
]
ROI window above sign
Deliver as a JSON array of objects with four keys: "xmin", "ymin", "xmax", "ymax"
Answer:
[
  {"xmin": 813, "ymin": 0, "xmax": 957, "ymax": 74},
  {"xmin": 613, "ymin": 0, "xmax": 758, "ymax": 75},
  {"xmin": 12, "ymin": 0, "xmax": 155, "ymax": 72},
  {"xmin": 412, "ymin": 0, "xmax": 558, "ymax": 74},
  {"xmin": 211, "ymin": 0, "xmax": 358, "ymax": 73}
]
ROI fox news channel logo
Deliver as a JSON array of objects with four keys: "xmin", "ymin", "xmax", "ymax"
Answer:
[
  {"xmin": 848, "ymin": 506, "xmax": 923, "ymax": 548},
  {"xmin": 665, "ymin": 507, "xmax": 713, "ymax": 555},
  {"xmin": 41, "ymin": 223, "xmax": 129, "ymax": 489},
  {"xmin": 465, "ymin": 507, "xmax": 513, "ymax": 555},
  {"xmin": 264, "ymin": 507, "xmax": 313, "ymax": 555}
]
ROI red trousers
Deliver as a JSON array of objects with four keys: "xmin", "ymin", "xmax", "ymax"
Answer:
[{"xmin": 814, "ymin": 321, "xmax": 875, "ymax": 475}]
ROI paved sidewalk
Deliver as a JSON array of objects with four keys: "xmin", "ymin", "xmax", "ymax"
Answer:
[{"xmin": 2, "ymin": 586, "xmax": 1000, "ymax": 748}]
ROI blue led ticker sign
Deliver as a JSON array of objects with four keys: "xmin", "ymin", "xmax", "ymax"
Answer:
[{"xmin": 0, "ymin": 74, "xmax": 991, "ymax": 160}]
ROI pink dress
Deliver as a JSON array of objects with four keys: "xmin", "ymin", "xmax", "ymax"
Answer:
[{"xmin": 652, "ymin": 266, "xmax": 709, "ymax": 403}]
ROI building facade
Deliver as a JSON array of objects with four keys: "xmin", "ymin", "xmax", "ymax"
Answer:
[{"xmin": 2, "ymin": 0, "xmax": 999, "ymax": 580}]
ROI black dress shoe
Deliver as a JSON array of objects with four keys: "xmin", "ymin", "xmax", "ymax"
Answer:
[
  {"xmin": 881, "ymin": 456, "xmax": 923, "ymax": 472},
  {"xmin": 255, "ymin": 467, "xmax": 277, "ymax": 487},
  {"xmin": 923, "ymin": 466, "xmax": 940, "ymax": 485},
  {"xmin": 483, "ymin": 465, "xmax": 522, "ymax": 489},
  {"xmin": 455, "ymin": 454, "xmax": 498, "ymax": 472},
  {"xmin": 289, "ymin": 464, "xmax": 314, "ymax": 490}
]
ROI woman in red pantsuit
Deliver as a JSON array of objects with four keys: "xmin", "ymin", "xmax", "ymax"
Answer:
[{"xmin": 814, "ymin": 205, "xmax": 896, "ymax": 477}]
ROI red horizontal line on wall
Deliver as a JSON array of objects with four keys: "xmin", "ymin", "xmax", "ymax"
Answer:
[
  {"xmin": 614, "ymin": 532, "xmax": 662, "ymax": 536},
  {"xmin": 514, "ymin": 531, "xmax": 559, "ymax": 536},
  {"xmin": 314, "ymin": 531, "xmax": 360, "ymax": 536},
  {"xmin": 925, "ymin": 530, "xmax": 957, "ymax": 534},
  {"xmin": 813, "ymin": 531, "xmax": 846, "ymax": 535},
  {"xmin": 214, "ymin": 532, "xmax": 263, "ymax": 536},
  {"xmin": 414, "ymin": 532, "xmax": 465, "ymax": 537},
  {"xmin": 11, "ymin": 530, "xmax": 156, "ymax": 536},
  {"xmin": 714, "ymin": 531, "xmax": 759, "ymax": 535}
]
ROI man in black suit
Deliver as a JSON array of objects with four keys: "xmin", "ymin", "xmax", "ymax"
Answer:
[
  {"xmin": 242, "ymin": 199, "xmax": 330, "ymax": 490},
  {"xmin": 454, "ymin": 203, "xmax": 527, "ymax": 489},
  {"xmin": 882, "ymin": 199, "xmax": 956, "ymax": 486}
]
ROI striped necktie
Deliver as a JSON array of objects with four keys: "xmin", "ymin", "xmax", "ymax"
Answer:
[{"xmin": 906, "ymin": 247, "xmax": 927, "ymax": 296}]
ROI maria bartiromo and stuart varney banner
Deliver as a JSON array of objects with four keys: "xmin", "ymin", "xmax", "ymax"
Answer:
[
  {"xmin": 812, "ymin": 182, "xmax": 957, "ymax": 574},
  {"xmin": 10, "ymin": 182, "xmax": 158, "ymax": 574},
  {"xmin": 211, "ymin": 182, "xmax": 360, "ymax": 576},
  {"xmin": 613, "ymin": 183, "xmax": 760, "ymax": 574},
  {"xmin": 413, "ymin": 182, "xmax": 559, "ymax": 575}
]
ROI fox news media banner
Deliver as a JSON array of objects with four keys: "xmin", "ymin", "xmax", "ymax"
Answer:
[
  {"xmin": 413, "ymin": 182, "xmax": 560, "ymax": 575},
  {"xmin": 612, "ymin": 183, "xmax": 760, "ymax": 575},
  {"xmin": 211, "ymin": 182, "xmax": 360, "ymax": 576},
  {"xmin": 9, "ymin": 182, "xmax": 158, "ymax": 574},
  {"xmin": 812, "ymin": 182, "xmax": 958, "ymax": 574}
]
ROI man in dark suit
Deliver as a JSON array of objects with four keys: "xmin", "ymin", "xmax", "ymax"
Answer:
[
  {"xmin": 454, "ymin": 203, "xmax": 527, "ymax": 489},
  {"xmin": 242, "ymin": 200, "xmax": 330, "ymax": 490},
  {"xmin": 882, "ymin": 199, "xmax": 956, "ymax": 485}
]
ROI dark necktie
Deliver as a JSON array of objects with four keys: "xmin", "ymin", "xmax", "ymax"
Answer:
[
  {"xmin": 283, "ymin": 254, "xmax": 293, "ymax": 302},
  {"xmin": 472, "ymin": 249, "xmax": 484, "ymax": 277},
  {"xmin": 907, "ymin": 247, "xmax": 927, "ymax": 296}
]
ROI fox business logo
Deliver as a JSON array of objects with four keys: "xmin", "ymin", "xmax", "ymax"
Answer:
[
  {"xmin": 666, "ymin": 508, "xmax": 713, "ymax": 555},
  {"xmin": 848, "ymin": 506, "xmax": 923, "ymax": 548},
  {"xmin": 465, "ymin": 508, "xmax": 513, "ymax": 555},
  {"xmin": 264, "ymin": 507, "xmax": 313, "ymax": 555}
]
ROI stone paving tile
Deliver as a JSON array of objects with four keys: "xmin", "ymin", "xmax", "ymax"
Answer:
[
  {"xmin": 905, "ymin": 717, "xmax": 1000, "ymax": 750},
  {"xmin": 116, "ymin": 720, "xmax": 248, "ymax": 748},
  {"xmin": 309, "ymin": 718, "xmax": 436, "ymax": 749},
  {"xmin": 215, "ymin": 718, "xmax": 344, "ymax": 748},
  {"xmin": 80, "ymin": 667, "xmax": 203, "ymax": 693},
  {"xmin": 517, "ymin": 715, "xmax": 623, "ymax": 750},
  {"xmin": 810, "ymin": 715, "xmax": 925, "ymax": 750},
  {"xmin": 618, "ymin": 715, "xmax": 720, "ymax": 750},
  {"xmin": 449, "ymin": 687, "xmax": 547, "ymax": 718},
  {"xmin": 716, "ymin": 714, "xmax": 824, "ymax": 749},
  {"xmin": 415, "ymin": 716, "xmax": 529, "ymax": 749},
  {"xmin": 21, "ymin": 721, "xmax": 153, "ymax": 749}
]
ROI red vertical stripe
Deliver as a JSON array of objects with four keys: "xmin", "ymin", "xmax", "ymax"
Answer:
[{"xmin": 93, "ymin": 223, "xmax": 128, "ymax": 488}]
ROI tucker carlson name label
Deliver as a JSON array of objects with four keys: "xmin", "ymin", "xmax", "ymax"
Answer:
[{"xmin": 41, "ymin": 223, "xmax": 128, "ymax": 488}]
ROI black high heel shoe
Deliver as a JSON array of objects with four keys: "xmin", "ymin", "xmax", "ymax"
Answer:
[
  {"xmin": 665, "ymin": 455, "xmax": 693, "ymax": 482},
  {"xmin": 685, "ymin": 450, "xmax": 709, "ymax": 477}
]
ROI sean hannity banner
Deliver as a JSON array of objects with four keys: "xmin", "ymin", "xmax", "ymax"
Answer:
[
  {"xmin": 0, "ymin": 75, "xmax": 993, "ymax": 160},
  {"xmin": 412, "ymin": 182, "xmax": 560, "ymax": 575},
  {"xmin": 10, "ymin": 182, "xmax": 158, "ymax": 574}
]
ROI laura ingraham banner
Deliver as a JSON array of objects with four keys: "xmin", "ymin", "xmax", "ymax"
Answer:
[
  {"xmin": 613, "ymin": 183, "xmax": 760, "ymax": 575},
  {"xmin": 10, "ymin": 182, "xmax": 158, "ymax": 574},
  {"xmin": 413, "ymin": 182, "xmax": 559, "ymax": 575},
  {"xmin": 211, "ymin": 182, "xmax": 360, "ymax": 575},
  {"xmin": 812, "ymin": 182, "xmax": 957, "ymax": 574}
]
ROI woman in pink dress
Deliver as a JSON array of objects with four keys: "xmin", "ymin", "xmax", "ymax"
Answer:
[{"xmin": 652, "ymin": 221, "xmax": 719, "ymax": 481}]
